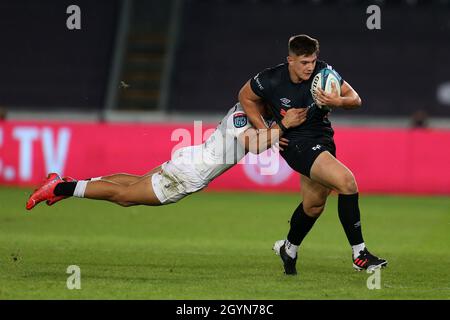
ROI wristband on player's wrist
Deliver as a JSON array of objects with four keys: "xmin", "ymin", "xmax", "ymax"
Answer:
[{"xmin": 279, "ymin": 121, "xmax": 288, "ymax": 133}]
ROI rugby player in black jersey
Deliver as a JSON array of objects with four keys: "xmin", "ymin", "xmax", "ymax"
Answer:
[{"xmin": 239, "ymin": 34, "xmax": 387, "ymax": 275}]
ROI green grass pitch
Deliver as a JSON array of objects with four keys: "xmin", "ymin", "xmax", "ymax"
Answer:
[{"xmin": 0, "ymin": 187, "xmax": 449, "ymax": 299}]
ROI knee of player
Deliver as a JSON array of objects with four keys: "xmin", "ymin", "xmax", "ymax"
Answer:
[
  {"xmin": 303, "ymin": 203, "xmax": 326, "ymax": 218},
  {"xmin": 111, "ymin": 186, "xmax": 130, "ymax": 203},
  {"xmin": 339, "ymin": 173, "xmax": 358, "ymax": 194}
]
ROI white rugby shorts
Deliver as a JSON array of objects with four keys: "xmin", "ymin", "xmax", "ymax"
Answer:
[{"xmin": 151, "ymin": 159, "xmax": 206, "ymax": 205}]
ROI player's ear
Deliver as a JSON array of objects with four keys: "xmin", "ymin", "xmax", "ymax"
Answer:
[{"xmin": 287, "ymin": 55, "xmax": 293, "ymax": 64}]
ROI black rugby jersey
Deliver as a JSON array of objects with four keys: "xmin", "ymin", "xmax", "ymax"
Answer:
[{"xmin": 249, "ymin": 60, "xmax": 343, "ymax": 142}]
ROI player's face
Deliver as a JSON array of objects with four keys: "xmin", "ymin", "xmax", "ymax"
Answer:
[{"xmin": 287, "ymin": 53, "xmax": 317, "ymax": 81}]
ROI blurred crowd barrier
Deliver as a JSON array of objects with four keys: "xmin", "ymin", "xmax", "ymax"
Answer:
[{"xmin": 1, "ymin": 120, "xmax": 449, "ymax": 195}]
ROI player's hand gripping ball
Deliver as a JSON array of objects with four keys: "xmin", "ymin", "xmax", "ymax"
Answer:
[{"xmin": 311, "ymin": 68, "xmax": 342, "ymax": 112}]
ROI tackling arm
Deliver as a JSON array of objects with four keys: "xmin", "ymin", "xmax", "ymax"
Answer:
[
  {"xmin": 238, "ymin": 108, "xmax": 307, "ymax": 154},
  {"xmin": 239, "ymin": 80, "xmax": 294, "ymax": 131},
  {"xmin": 237, "ymin": 80, "xmax": 283, "ymax": 154},
  {"xmin": 238, "ymin": 126, "xmax": 279, "ymax": 155},
  {"xmin": 238, "ymin": 79, "xmax": 307, "ymax": 154}
]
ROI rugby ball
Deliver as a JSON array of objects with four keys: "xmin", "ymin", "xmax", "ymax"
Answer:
[{"xmin": 311, "ymin": 68, "xmax": 342, "ymax": 111}]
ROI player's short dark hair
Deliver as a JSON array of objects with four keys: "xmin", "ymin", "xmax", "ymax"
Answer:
[{"xmin": 288, "ymin": 34, "xmax": 320, "ymax": 56}]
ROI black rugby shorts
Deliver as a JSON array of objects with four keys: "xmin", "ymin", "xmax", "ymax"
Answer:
[{"xmin": 280, "ymin": 138, "xmax": 336, "ymax": 178}]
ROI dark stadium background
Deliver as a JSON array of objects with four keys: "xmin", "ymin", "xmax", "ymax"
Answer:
[{"xmin": 1, "ymin": 0, "xmax": 449, "ymax": 118}]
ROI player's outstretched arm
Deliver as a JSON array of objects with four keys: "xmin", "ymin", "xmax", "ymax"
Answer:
[
  {"xmin": 315, "ymin": 81, "xmax": 362, "ymax": 110},
  {"xmin": 238, "ymin": 108, "xmax": 307, "ymax": 154}
]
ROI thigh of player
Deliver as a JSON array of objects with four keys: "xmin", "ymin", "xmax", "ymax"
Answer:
[
  {"xmin": 143, "ymin": 165, "xmax": 162, "ymax": 177},
  {"xmin": 152, "ymin": 160, "xmax": 206, "ymax": 205},
  {"xmin": 281, "ymin": 138, "xmax": 335, "ymax": 178},
  {"xmin": 117, "ymin": 174, "xmax": 163, "ymax": 206},
  {"xmin": 121, "ymin": 167, "xmax": 198, "ymax": 206},
  {"xmin": 310, "ymin": 151, "xmax": 358, "ymax": 195}
]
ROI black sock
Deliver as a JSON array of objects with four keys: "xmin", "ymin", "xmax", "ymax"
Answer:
[
  {"xmin": 286, "ymin": 203, "xmax": 318, "ymax": 246},
  {"xmin": 338, "ymin": 193, "xmax": 364, "ymax": 246},
  {"xmin": 54, "ymin": 182, "xmax": 77, "ymax": 196}
]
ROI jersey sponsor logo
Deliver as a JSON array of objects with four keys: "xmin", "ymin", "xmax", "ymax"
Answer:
[
  {"xmin": 233, "ymin": 113, "xmax": 248, "ymax": 128},
  {"xmin": 280, "ymin": 98, "xmax": 291, "ymax": 107}
]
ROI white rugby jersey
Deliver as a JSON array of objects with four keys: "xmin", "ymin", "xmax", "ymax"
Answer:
[{"xmin": 170, "ymin": 103, "xmax": 252, "ymax": 185}]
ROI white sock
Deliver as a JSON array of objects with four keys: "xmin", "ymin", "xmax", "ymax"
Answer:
[
  {"xmin": 90, "ymin": 177, "xmax": 102, "ymax": 181},
  {"xmin": 285, "ymin": 240, "xmax": 298, "ymax": 259},
  {"xmin": 352, "ymin": 242, "xmax": 366, "ymax": 259},
  {"xmin": 73, "ymin": 181, "xmax": 88, "ymax": 198}
]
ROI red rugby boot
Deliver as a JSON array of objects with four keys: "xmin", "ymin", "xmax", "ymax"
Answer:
[{"xmin": 26, "ymin": 173, "xmax": 63, "ymax": 210}]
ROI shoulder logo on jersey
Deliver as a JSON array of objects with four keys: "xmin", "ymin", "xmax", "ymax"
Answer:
[
  {"xmin": 233, "ymin": 113, "xmax": 248, "ymax": 128},
  {"xmin": 280, "ymin": 98, "xmax": 291, "ymax": 107},
  {"xmin": 253, "ymin": 74, "xmax": 264, "ymax": 90}
]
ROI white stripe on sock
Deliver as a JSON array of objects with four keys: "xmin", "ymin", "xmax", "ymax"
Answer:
[
  {"xmin": 352, "ymin": 242, "xmax": 366, "ymax": 259},
  {"xmin": 73, "ymin": 181, "xmax": 88, "ymax": 198}
]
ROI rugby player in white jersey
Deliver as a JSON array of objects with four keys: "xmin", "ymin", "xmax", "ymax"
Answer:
[{"xmin": 26, "ymin": 104, "xmax": 306, "ymax": 209}]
